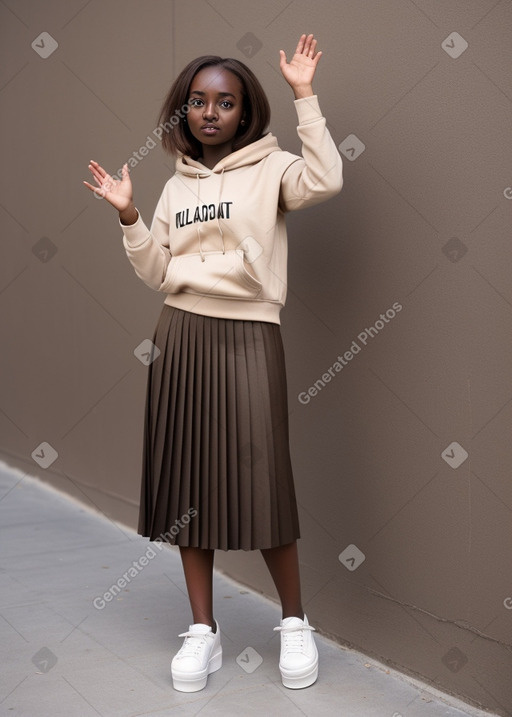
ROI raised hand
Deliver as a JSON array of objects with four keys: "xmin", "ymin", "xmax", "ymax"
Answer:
[
  {"xmin": 83, "ymin": 161, "xmax": 133, "ymax": 213},
  {"xmin": 279, "ymin": 33, "xmax": 322, "ymax": 99}
]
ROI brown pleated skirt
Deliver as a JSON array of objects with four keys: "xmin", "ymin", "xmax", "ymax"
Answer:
[{"xmin": 137, "ymin": 304, "xmax": 300, "ymax": 551}]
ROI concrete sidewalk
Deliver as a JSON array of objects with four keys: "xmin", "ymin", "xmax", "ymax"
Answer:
[{"xmin": 0, "ymin": 462, "xmax": 497, "ymax": 717}]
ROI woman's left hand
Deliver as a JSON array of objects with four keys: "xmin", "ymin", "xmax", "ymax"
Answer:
[{"xmin": 279, "ymin": 33, "xmax": 322, "ymax": 99}]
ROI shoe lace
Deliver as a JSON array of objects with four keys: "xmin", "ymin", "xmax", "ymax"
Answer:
[
  {"xmin": 175, "ymin": 630, "xmax": 208, "ymax": 658},
  {"xmin": 273, "ymin": 624, "xmax": 315, "ymax": 653}
]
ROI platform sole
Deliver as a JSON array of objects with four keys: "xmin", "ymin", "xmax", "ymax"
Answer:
[{"xmin": 172, "ymin": 648, "xmax": 222, "ymax": 692}]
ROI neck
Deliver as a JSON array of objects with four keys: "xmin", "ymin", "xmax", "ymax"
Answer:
[{"xmin": 200, "ymin": 143, "xmax": 233, "ymax": 169}]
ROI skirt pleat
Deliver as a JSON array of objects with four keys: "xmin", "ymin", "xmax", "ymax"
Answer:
[{"xmin": 138, "ymin": 304, "xmax": 300, "ymax": 551}]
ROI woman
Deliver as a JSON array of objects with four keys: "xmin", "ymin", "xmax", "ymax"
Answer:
[{"xmin": 84, "ymin": 33, "xmax": 343, "ymax": 692}]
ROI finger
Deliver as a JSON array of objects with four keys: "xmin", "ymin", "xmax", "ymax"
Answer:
[
  {"xmin": 87, "ymin": 168, "xmax": 104, "ymax": 188},
  {"xmin": 307, "ymin": 35, "xmax": 317, "ymax": 59},
  {"xmin": 89, "ymin": 160, "xmax": 107, "ymax": 179},
  {"xmin": 88, "ymin": 163, "xmax": 106, "ymax": 183},
  {"xmin": 295, "ymin": 33, "xmax": 306, "ymax": 53},
  {"xmin": 94, "ymin": 169, "xmax": 114, "ymax": 188},
  {"xmin": 311, "ymin": 50, "xmax": 322, "ymax": 67},
  {"xmin": 279, "ymin": 49, "xmax": 287, "ymax": 69},
  {"xmin": 87, "ymin": 164, "xmax": 101, "ymax": 179},
  {"xmin": 83, "ymin": 181, "xmax": 105, "ymax": 197},
  {"xmin": 303, "ymin": 33, "xmax": 314, "ymax": 55}
]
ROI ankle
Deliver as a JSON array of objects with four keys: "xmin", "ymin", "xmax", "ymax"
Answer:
[
  {"xmin": 191, "ymin": 616, "xmax": 216, "ymax": 632},
  {"xmin": 282, "ymin": 611, "xmax": 304, "ymax": 621}
]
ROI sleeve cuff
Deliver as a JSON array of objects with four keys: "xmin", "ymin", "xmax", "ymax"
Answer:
[
  {"xmin": 119, "ymin": 208, "xmax": 140, "ymax": 229},
  {"xmin": 293, "ymin": 95, "xmax": 322, "ymax": 124},
  {"xmin": 119, "ymin": 210, "xmax": 150, "ymax": 247}
]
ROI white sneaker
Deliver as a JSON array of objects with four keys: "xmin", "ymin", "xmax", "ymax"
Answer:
[
  {"xmin": 273, "ymin": 614, "xmax": 318, "ymax": 688},
  {"xmin": 171, "ymin": 621, "xmax": 222, "ymax": 692}
]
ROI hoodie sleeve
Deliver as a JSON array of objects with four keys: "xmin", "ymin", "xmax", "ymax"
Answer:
[
  {"xmin": 120, "ymin": 184, "xmax": 172, "ymax": 291},
  {"xmin": 279, "ymin": 95, "xmax": 343, "ymax": 212}
]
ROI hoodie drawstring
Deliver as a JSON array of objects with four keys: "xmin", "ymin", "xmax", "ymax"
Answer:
[
  {"xmin": 195, "ymin": 174, "xmax": 205, "ymax": 262},
  {"xmin": 217, "ymin": 168, "xmax": 226, "ymax": 256},
  {"xmin": 195, "ymin": 168, "xmax": 226, "ymax": 262}
]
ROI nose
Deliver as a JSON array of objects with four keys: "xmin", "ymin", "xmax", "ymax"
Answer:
[{"xmin": 203, "ymin": 102, "xmax": 218, "ymax": 120}]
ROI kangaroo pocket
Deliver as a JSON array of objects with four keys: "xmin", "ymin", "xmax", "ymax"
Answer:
[{"xmin": 160, "ymin": 249, "xmax": 263, "ymax": 300}]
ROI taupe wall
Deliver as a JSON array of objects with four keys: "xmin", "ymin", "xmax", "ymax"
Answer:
[{"xmin": 1, "ymin": 1, "xmax": 511, "ymax": 713}]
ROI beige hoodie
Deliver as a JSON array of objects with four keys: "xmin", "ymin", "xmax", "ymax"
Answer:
[{"xmin": 121, "ymin": 95, "xmax": 343, "ymax": 324}]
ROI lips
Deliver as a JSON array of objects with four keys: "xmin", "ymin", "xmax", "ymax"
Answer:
[{"xmin": 201, "ymin": 124, "xmax": 220, "ymax": 134}]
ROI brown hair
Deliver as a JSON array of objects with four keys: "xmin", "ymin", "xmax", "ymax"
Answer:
[{"xmin": 157, "ymin": 56, "xmax": 271, "ymax": 158}]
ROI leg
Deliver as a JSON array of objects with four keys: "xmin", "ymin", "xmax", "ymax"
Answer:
[
  {"xmin": 262, "ymin": 541, "xmax": 318, "ymax": 690},
  {"xmin": 260, "ymin": 541, "xmax": 304, "ymax": 620},
  {"xmin": 172, "ymin": 546, "xmax": 222, "ymax": 692},
  {"xmin": 179, "ymin": 546, "xmax": 216, "ymax": 630}
]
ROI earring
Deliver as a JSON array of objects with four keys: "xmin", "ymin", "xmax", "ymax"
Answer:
[{"xmin": 240, "ymin": 119, "xmax": 246, "ymax": 126}]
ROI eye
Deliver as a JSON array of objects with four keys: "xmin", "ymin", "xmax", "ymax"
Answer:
[
  {"xmin": 220, "ymin": 100, "xmax": 233, "ymax": 109},
  {"xmin": 188, "ymin": 98, "xmax": 204, "ymax": 107}
]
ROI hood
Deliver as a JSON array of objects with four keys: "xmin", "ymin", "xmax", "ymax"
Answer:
[{"xmin": 175, "ymin": 132, "xmax": 282, "ymax": 176}]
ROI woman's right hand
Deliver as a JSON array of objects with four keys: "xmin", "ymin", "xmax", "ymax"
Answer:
[{"xmin": 83, "ymin": 161, "xmax": 133, "ymax": 213}]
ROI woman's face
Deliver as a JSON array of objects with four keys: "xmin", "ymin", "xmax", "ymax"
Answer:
[{"xmin": 187, "ymin": 66, "xmax": 245, "ymax": 156}]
